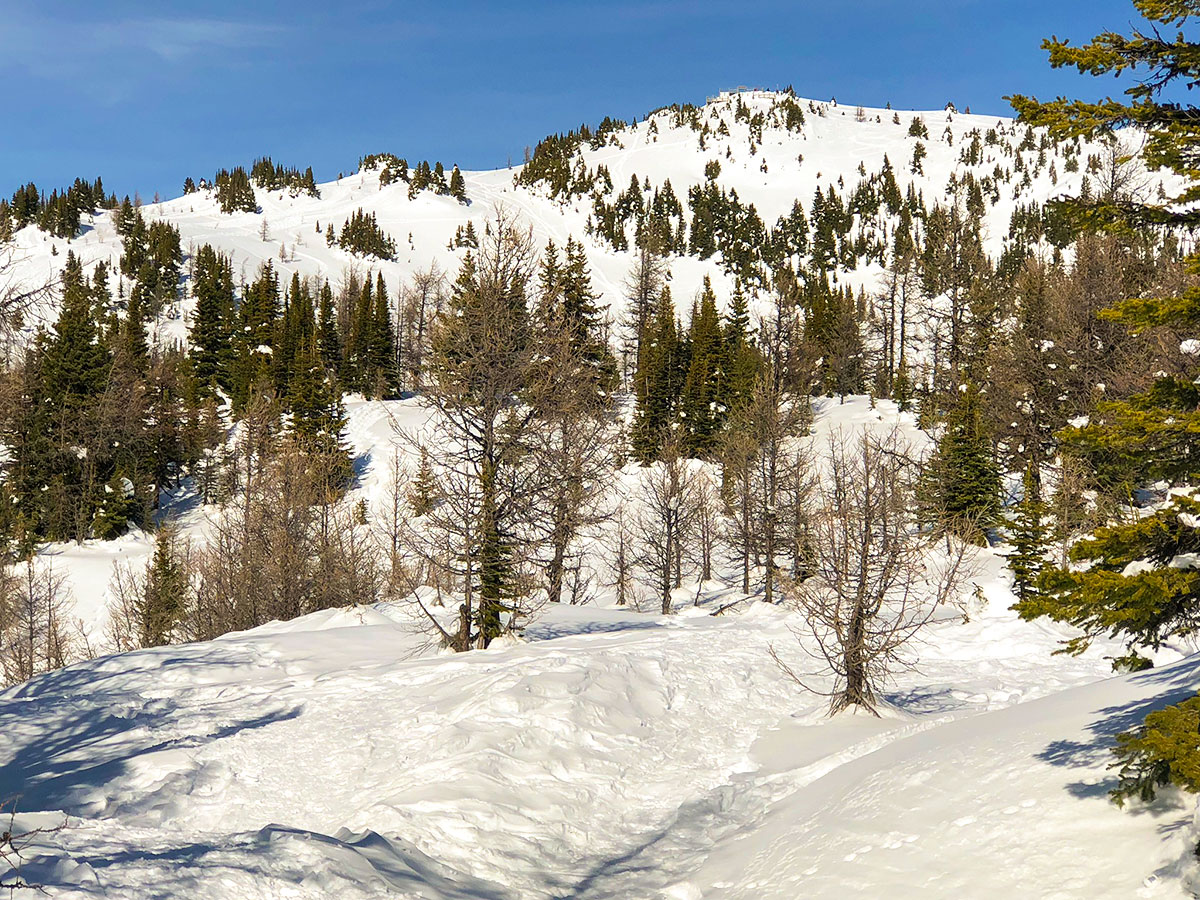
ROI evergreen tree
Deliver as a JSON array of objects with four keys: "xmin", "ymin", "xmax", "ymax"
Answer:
[
  {"xmin": 230, "ymin": 263, "xmax": 280, "ymax": 412},
  {"xmin": 214, "ymin": 167, "xmax": 257, "ymax": 214},
  {"xmin": 409, "ymin": 446, "xmax": 439, "ymax": 516},
  {"xmin": 449, "ymin": 165, "xmax": 467, "ymax": 202},
  {"xmin": 288, "ymin": 336, "xmax": 353, "ymax": 486},
  {"xmin": 722, "ymin": 286, "xmax": 759, "ymax": 413},
  {"xmin": 1009, "ymin": 0, "xmax": 1200, "ymax": 802},
  {"xmin": 139, "ymin": 524, "xmax": 188, "ymax": 647},
  {"xmin": 631, "ymin": 286, "xmax": 684, "ymax": 462},
  {"xmin": 43, "ymin": 252, "xmax": 110, "ymax": 408},
  {"xmin": 924, "ymin": 381, "xmax": 1001, "ymax": 543},
  {"xmin": 189, "ymin": 244, "xmax": 235, "ymax": 393},
  {"xmin": 317, "ymin": 280, "xmax": 342, "ymax": 372},
  {"xmin": 680, "ymin": 277, "xmax": 725, "ymax": 456},
  {"xmin": 1007, "ymin": 462, "xmax": 1047, "ymax": 604}
]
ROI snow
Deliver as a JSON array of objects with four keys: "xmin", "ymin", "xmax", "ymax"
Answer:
[
  {"xmin": 1, "ymin": 573, "xmax": 1194, "ymax": 898},
  {"xmin": 2, "ymin": 396, "xmax": 1198, "ymax": 898}
]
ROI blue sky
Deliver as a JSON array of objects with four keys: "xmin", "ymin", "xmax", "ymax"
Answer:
[{"xmin": 0, "ymin": 0, "xmax": 1152, "ymax": 201}]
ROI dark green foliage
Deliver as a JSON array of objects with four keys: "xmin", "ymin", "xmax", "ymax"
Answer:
[
  {"xmin": 119, "ymin": 208, "xmax": 182, "ymax": 315},
  {"xmin": 1008, "ymin": 2, "xmax": 1200, "ymax": 804},
  {"xmin": 449, "ymin": 165, "xmax": 467, "ymax": 202},
  {"xmin": 537, "ymin": 237, "xmax": 618, "ymax": 405},
  {"xmin": 229, "ymin": 263, "xmax": 280, "ymax": 412},
  {"xmin": 1007, "ymin": 463, "xmax": 1048, "ymax": 604},
  {"xmin": 338, "ymin": 209, "xmax": 396, "ymax": 260},
  {"xmin": 1110, "ymin": 696, "xmax": 1200, "ymax": 806},
  {"xmin": 9, "ymin": 177, "xmax": 108, "ymax": 238},
  {"xmin": 361, "ymin": 153, "xmax": 409, "ymax": 185},
  {"xmin": 517, "ymin": 132, "xmax": 586, "ymax": 198},
  {"xmin": 250, "ymin": 157, "xmax": 319, "ymax": 197},
  {"xmin": 189, "ymin": 245, "xmax": 236, "ymax": 393},
  {"xmin": 1018, "ymin": 495, "xmax": 1200, "ymax": 654},
  {"xmin": 287, "ymin": 336, "xmax": 353, "ymax": 486},
  {"xmin": 139, "ymin": 525, "xmax": 189, "ymax": 647},
  {"xmin": 680, "ymin": 278, "xmax": 725, "ymax": 456},
  {"xmin": 923, "ymin": 382, "xmax": 1001, "ymax": 542},
  {"xmin": 214, "ymin": 167, "xmax": 257, "ymax": 214},
  {"xmin": 409, "ymin": 447, "xmax": 439, "ymax": 516},
  {"xmin": 686, "ymin": 182, "xmax": 767, "ymax": 285},
  {"xmin": 631, "ymin": 287, "xmax": 685, "ymax": 462}
]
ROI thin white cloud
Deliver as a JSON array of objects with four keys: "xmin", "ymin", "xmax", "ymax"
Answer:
[
  {"xmin": 0, "ymin": 12, "xmax": 288, "ymax": 86},
  {"xmin": 93, "ymin": 17, "xmax": 288, "ymax": 61}
]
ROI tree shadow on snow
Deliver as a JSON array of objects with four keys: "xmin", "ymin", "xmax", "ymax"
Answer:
[
  {"xmin": 523, "ymin": 617, "xmax": 667, "ymax": 642},
  {"xmin": 0, "ymin": 651, "xmax": 303, "ymax": 815},
  {"xmin": 1035, "ymin": 662, "xmax": 1200, "ymax": 807}
]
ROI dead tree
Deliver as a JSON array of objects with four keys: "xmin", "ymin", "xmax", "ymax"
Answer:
[
  {"xmin": 720, "ymin": 368, "xmax": 811, "ymax": 602},
  {"xmin": 633, "ymin": 436, "xmax": 701, "ymax": 614},
  {"xmin": 774, "ymin": 427, "xmax": 971, "ymax": 715}
]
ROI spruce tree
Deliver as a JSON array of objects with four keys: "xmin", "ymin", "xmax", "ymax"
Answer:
[
  {"xmin": 631, "ymin": 286, "xmax": 683, "ymax": 462},
  {"xmin": 139, "ymin": 524, "xmax": 188, "ymax": 647},
  {"xmin": 189, "ymin": 245, "xmax": 235, "ymax": 393},
  {"xmin": 1007, "ymin": 462, "xmax": 1047, "ymax": 604},
  {"xmin": 449, "ymin": 165, "xmax": 467, "ymax": 202},
  {"xmin": 924, "ymin": 381, "xmax": 1001, "ymax": 543},
  {"xmin": 680, "ymin": 277, "xmax": 725, "ymax": 456},
  {"xmin": 1008, "ymin": 0, "xmax": 1200, "ymax": 802}
]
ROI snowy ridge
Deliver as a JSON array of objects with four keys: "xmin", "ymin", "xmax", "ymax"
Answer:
[{"xmin": 5, "ymin": 91, "xmax": 1169, "ymax": 343}]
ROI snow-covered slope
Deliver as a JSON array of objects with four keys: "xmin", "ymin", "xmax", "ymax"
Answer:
[
  {"xmin": 2, "ymin": 93, "xmax": 1194, "ymax": 897},
  {"xmin": 5, "ymin": 91, "xmax": 1169, "ymax": 342},
  {"xmin": 2, "ymin": 575, "xmax": 1194, "ymax": 898}
]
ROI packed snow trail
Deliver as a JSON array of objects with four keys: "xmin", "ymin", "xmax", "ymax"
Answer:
[{"xmin": 1, "ymin": 584, "xmax": 1192, "ymax": 899}]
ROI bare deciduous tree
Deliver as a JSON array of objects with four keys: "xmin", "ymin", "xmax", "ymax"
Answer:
[
  {"xmin": 0, "ymin": 559, "xmax": 80, "ymax": 687},
  {"xmin": 398, "ymin": 263, "xmax": 446, "ymax": 392},
  {"xmin": 773, "ymin": 428, "xmax": 972, "ymax": 715},
  {"xmin": 721, "ymin": 369, "xmax": 811, "ymax": 601},
  {"xmin": 633, "ymin": 436, "xmax": 701, "ymax": 614}
]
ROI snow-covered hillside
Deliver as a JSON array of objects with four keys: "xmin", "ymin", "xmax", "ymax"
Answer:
[
  {"xmin": 4, "ymin": 91, "xmax": 1168, "ymax": 342},
  {"xmin": 2, "ymin": 92, "xmax": 1196, "ymax": 897}
]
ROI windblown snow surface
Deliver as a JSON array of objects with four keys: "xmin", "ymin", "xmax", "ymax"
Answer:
[{"xmin": 1, "ymin": 396, "xmax": 1198, "ymax": 899}]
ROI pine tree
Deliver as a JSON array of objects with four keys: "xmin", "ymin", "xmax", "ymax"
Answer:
[
  {"xmin": 43, "ymin": 252, "xmax": 110, "ymax": 408},
  {"xmin": 367, "ymin": 272, "xmax": 399, "ymax": 397},
  {"xmin": 317, "ymin": 281, "xmax": 341, "ymax": 372},
  {"xmin": 631, "ymin": 286, "xmax": 683, "ymax": 462},
  {"xmin": 449, "ymin": 165, "xmax": 467, "ymax": 202},
  {"xmin": 229, "ymin": 263, "xmax": 280, "ymax": 412},
  {"xmin": 139, "ymin": 524, "xmax": 188, "ymax": 647},
  {"xmin": 214, "ymin": 167, "xmax": 257, "ymax": 214},
  {"xmin": 288, "ymin": 336, "xmax": 352, "ymax": 487},
  {"xmin": 722, "ymin": 286, "xmax": 759, "ymax": 413},
  {"xmin": 408, "ymin": 446, "xmax": 439, "ymax": 516},
  {"xmin": 680, "ymin": 277, "xmax": 725, "ymax": 456},
  {"xmin": 189, "ymin": 244, "xmax": 235, "ymax": 393}
]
